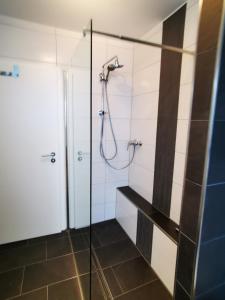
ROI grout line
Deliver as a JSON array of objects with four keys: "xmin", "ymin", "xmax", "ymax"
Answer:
[
  {"xmin": 101, "ymin": 254, "xmax": 141, "ymax": 271},
  {"xmin": 68, "ymin": 231, "xmax": 85, "ymax": 300},
  {"xmin": 113, "ymin": 278, "xmax": 159, "ymax": 299},
  {"xmin": 19, "ymin": 266, "xmax": 25, "ymax": 295},
  {"xmin": 111, "ymin": 267, "xmax": 124, "ymax": 294},
  {"xmin": 47, "ymin": 285, "xmax": 48, "ymax": 300}
]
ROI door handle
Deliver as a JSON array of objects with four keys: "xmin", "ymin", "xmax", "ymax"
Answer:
[{"xmin": 41, "ymin": 152, "xmax": 56, "ymax": 158}]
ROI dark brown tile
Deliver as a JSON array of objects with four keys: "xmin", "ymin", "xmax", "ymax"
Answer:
[
  {"xmin": 153, "ymin": 5, "xmax": 186, "ymax": 216},
  {"xmin": 71, "ymin": 234, "xmax": 89, "ymax": 253},
  {"xmin": 186, "ymin": 121, "xmax": 208, "ymax": 185},
  {"xmin": 136, "ymin": 211, "xmax": 154, "ymax": 263},
  {"xmin": 48, "ymin": 278, "xmax": 81, "ymax": 300},
  {"xmin": 196, "ymin": 237, "xmax": 225, "ymax": 296},
  {"xmin": 116, "ymin": 280, "xmax": 172, "ymax": 300},
  {"xmin": 191, "ymin": 49, "xmax": 217, "ymax": 121},
  {"xmin": 92, "ymin": 219, "xmax": 127, "ymax": 247},
  {"xmin": 201, "ymin": 184, "xmax": 225, "ymax": 242},
  {"xmin": 112, "ymin": 256, "xmax": 157, "ymax": 292},
  {"xmin": 70, "ymin": 227, "xmax": 90, "ymax": 236},
  {"xmin": 180, "ymin": 180, "xmax": 201, "ymax": 242},
  {"xmin": 0, "ymin": 243, "xmax": 46, "ymax": 273},
  {"xmin": 177, "ymin": 234, "xmax": 196, "ymax": 294},
  {"xmin": 174, "ymin": 281, "xmax": 191, "ymax": 300},
  {"xmin": 196, "ymin": 282, "xmax": 225, "ymax": 300},
  {"xmin": 80, "ymin": 273, "xmax": 105, "ymax": 300},
  {"xmin": 95, "ymin": 239, "xmax": 140, "ymax": 269},
  {"xmin": 85, "ymin": 231, "xmax": 101, "ymax": 249},
  {"xmin": 47, "ymin": 236, "xmax": 72, "ymax": 259},
  {"xmin": 22, "ymin": 254, "xmax": 76, "ymax": 292},
  {"xmin": 103, "ymin": 268, "xmax": 122, "ymax": 297},
  {"xmin": 197, "ymin": 0, "xmax": 223, "ymax": 54},
  {"xmin": 0, "ymin": 268, "xmax": 23, "ymax": 300},
  {"xmin": 13, "ymin": 288, "xmax": 47, "ymax": 300},
  {"xmin": 208, "ymin": 121, "xmax": 225, "ymax": 184},
  {"xmin": 75, "ymin": 249, "xmax": 93, "ymax": 275},
  {"xmin": 0, "ymin": 240, "xmax": 28, "ymax": 252}
]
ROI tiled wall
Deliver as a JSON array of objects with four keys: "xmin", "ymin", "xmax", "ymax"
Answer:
[
  {"xmin": 175, "ymin": 0, "xmax": 225, "ymax": 298},
  {"xmin": 91, "ymin": 36, "xmax": 133, "ymax": 223},
  {"xmin": 116, "ymin": 0, "xmax": 201, "ymax": 295}
]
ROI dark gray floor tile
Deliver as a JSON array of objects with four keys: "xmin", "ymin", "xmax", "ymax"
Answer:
[
  {"xmin": 0, "ymin": 240, "xmax": 29, "ymax": 252},
  {"xmin": 0, "ymin": 243, "xmax": 46, "ymax": 273},
  {"xmin": 95, "ymin": 239, "xmax": 140, "ymax": 268},
  {"xmin": 103, "ymin": 268, "xmax": 122, "ymax": 297},
  {"xmin": 93, "ymin": 219, "xmax": 127, "ymax": 247},
  {"xmin": 47, "ymin": 236, "xmax": 72, "ymax": 259},
  {"xmin": 116, "ymin": 280, "xmax": 172, "ymax": 300},
  {"xmin": 13, "ymin": 288, "xmax": 47, "ymax": 300},
  {"xmin": 22, "ymin": 254, "xmax": 76, "ymax": 292},
  {"xmin": 75, "ymin": 250, "xmax": 95, "ymax": 275},
  {"xmin": 80, "ymin": 273, "xmax": 105, "ymax": 300},
  {"xmin": 48, "ymin": 278, "xmax": 81, "ymax": 300},
  {"xmin": 112, "ymin": 256, "xmax": 157, "ymax": 292},
  {"xmin": 70, "ymin": 227, "xmax": 90, "ymax": 236},
  {"xmin": 0, "ymin": 268, "xmax": 23, "ymax": 300},
  {"xmin": 85, "ymin": 231, "xmax": 101, "ymax": 249},
  {"xmin": 71, "ymin": 234, "xmax": 89, "ymax": 253}
]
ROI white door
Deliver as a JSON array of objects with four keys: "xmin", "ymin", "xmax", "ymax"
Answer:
[
  {"xmin": 0, "ymin": 60, "xmax": 66, "ymax": 244},
  {"xmin": 67, "ymin": 68, "xmax": 91, "ymax": 229}
]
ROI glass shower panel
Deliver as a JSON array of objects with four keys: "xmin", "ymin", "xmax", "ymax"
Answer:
[{"xmin": 68, "ymin": 20, "xmax": 92, "ymax": 299}]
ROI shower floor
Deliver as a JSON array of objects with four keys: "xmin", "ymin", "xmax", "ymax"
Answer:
[{"xmin": 0, "ymin": 219, "xmax": 172, "ymax": 300}]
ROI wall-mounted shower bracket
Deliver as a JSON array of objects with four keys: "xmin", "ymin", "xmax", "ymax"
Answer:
[{"xmin": 127, "ymin": 139, "xmax": 143, "ymax": 150}]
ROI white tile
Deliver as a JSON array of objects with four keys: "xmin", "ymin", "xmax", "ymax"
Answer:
[
  {"xmin": 142, "ymin": 24, "xmax": 163, "ymax": 41},
  {"xmin": 92, "ymin": 118, "xmax": 101, "ymax": 141},
  {"xmin": 106, "ymin": 162, "xmax": 129, "ymax": 183},
  {"xmin": 178, "ymin": 84, "xmax": 193, "ymax": 120},
  {"xmin": 133, "ymin": 144, "xmax": 156, "ymax": 172},
  {"xmin": 92, "ymin": 41, "xmax": 107, "ymax": 69},
  {"xmin": 92, "ymin": 93, "xmax": 102, "ymax": 118},
  {"xmin": 71, "ymin": 39, "xmax": 90, "ymax": 68},
  {"xmin": 105, "ymin": 181, "xmax": 128, "ymax": 204},
  {"xmin": 116, "ymin": 191, "xmax": 138, "ymax": 244},
  {"xmin": 170, "ymin": 183, "xmax": 183, "ymax": 224},
  {"xmin": 107, "ymin": 95, "xmax": 132, "ymax": 119},
  {"xmin": 92, "ymin": 162, "xmax": 105, "ymax": 184},
  {"xmin": 105, "ymin": 203, "xmax": 116, "ymax": 220},
  {"xmin": 173, "ymin": 153, "xmax": 186, "ymax": 185},
  {"xmin": 129, "ymin": 163, "xmax": 154, "ymax": 203},
  {"xmin": 132, "ymin": 92, "xmax": 159, "ymax": 120},
  {"xmin": 131, "ymin": 119, "xmax": 157, "ymax": 146},
  {"xmin": 0, "ymin": 24, "xmax": 56, "ymax": 63},
  {"xmin": 183, "ymin": 3, "xmax": 200, "ymax": 48},
  {"xmin": 73, "ymin": 93, "xmax": 90, "ymax": 118},
  {"xmin": 133, "ymin": 42, "xmax": 161, "ymax": 72},
  {"xmin": 151, "ymin": 226, "xmax": 177, "ymax": 294},
  {"xmin": 133, "ymin": 63, "xmax": 161, "ymax": 95},
  {"xmin": 105, "ymin": 141, "xmax": 130, "ymax": 162},
  {"xmin": 107, "ymin": 72, "xmax": 133, "ymax": 96},
  {"xmin": 107, "ymin": 44, "xmax": 133, "ymax": 74},
  {"xmin": 105, "ymin": 119, "xmax": 130, "ymax": 141},
  {"xmin": 73, "ymin": 68, "xmax": 90, "ymax": 94},
  {"xmin": 180, "ymin": 53, "xmax": 195, "ymax": 85},
  {"xmin": 92, "ymin": 184, "xmax": 105, "ymax": 205},
  {"xmin": 175, "ymin": 120, "xmax": 190, "ymax": 154},
  {"xmin": 56, "ymin": 35, "xmax": 80, "ymax": 65},
  {"xmin": 92, "ymin": 204, "xmax": 105, "ymax": 224},
  {"xmin": 92, "ymin": 141, "xmax": 103, "ymax": 162}
]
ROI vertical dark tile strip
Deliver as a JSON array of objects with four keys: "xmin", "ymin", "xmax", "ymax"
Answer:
[
  {"xmin": 153, "ymin": 5, "xmax": 186, "ymax": 216},
  {"xmin": 136, "ymin": 210, "xmax": 153, "ymax": 264}
]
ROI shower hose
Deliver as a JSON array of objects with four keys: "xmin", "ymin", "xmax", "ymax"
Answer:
[{"xmin": 99, "ymin": 80, "xmax": 137, "ymax": 170}]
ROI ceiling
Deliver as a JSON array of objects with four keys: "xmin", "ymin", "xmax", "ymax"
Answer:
[{"xmin": 0, "ymin": 0, "xmax": 186, "ymax": 37}]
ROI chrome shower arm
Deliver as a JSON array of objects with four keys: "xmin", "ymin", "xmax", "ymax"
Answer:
[{"xmin": 102, "ymin": 56, "xmax": 118, "ymax": 69}]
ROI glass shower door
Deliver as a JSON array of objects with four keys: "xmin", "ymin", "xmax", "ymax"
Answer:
[{"xmin": 68, "ymin": 20, "xmax": 92, "ymax": 299}]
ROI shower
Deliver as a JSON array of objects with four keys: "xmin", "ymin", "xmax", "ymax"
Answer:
[{"xmin": 99, "ymin": 56, "xmax": 142, "ymax": 170}]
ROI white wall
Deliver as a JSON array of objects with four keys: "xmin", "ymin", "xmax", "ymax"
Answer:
[{"xmin": 91, "ymin": 36, "xmax": 133, "ymax": 223}]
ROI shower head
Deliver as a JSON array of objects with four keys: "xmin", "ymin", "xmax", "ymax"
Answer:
[
  {"xmin": 100, "ymin": 56, "xmax": 124, "ymax": 82},
  {"xmin": 107, "ymin": 58, "xmax": 124, "ymax": 71}
]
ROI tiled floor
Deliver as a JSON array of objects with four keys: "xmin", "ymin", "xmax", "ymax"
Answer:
[
  {"xmin": 91, "ymin": 219, "xmax": 172, "ymax": 300},
  {"xmin": 0, "ymin": 230, "xmax": 106, "ymax": 300},
  {"xmin": 0, "ymin": 219, "xmax": 172, "ymax": 300}
]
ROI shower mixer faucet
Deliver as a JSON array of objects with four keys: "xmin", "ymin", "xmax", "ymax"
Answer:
[{"xmin": 127, "ymin": 139, "xmax": 143, "ymax": 150}]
